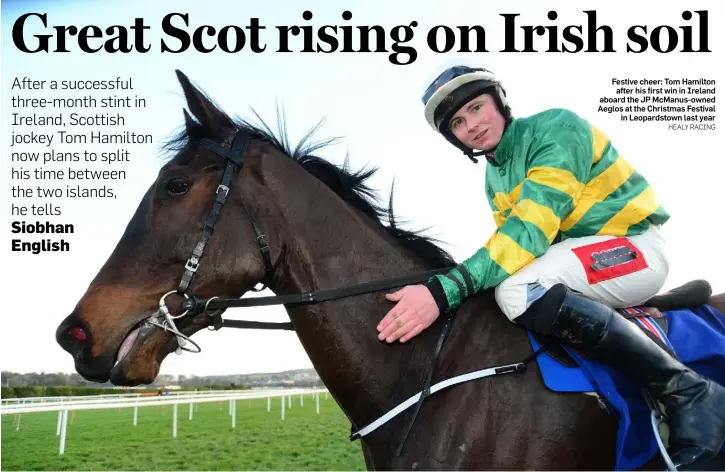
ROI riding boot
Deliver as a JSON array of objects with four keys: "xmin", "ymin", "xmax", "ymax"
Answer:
[{"xmin": 549, "ymin": 288, "xmax": 725, "ymax": 470}]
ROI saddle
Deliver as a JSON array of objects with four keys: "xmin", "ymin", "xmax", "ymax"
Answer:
[{"xmin": 531, "ymin": 279, "xmax": 713, "ymax": 367}]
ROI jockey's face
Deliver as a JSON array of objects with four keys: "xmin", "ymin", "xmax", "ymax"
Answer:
[{"xmin": 448, "ymin": 93, "xmax": 505, "ymax": 151}]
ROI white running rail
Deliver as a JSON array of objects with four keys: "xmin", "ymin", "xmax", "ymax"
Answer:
[{"xmin": 2, "ymin": 388, "xmax": 329, "ymax": 455}]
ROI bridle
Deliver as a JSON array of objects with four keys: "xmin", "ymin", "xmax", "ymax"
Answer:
[
  {"xmin": 142, "ymin": 128, "xmax": 536, "ymax": 456},
  {"xmin": 146, "ymin": 129, "xmax": 451, "ymax": 353},
  {"xmin": 178, "ymin": 131, "xmax": 274, "ymax": 295},
  {"xmin": 146, "ymin": 129, "xmax": 276, "ymax": 353}
]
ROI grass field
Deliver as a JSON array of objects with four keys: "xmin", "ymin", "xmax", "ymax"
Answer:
[{"xmin": 1, "ymin": 395, "xmax": 366, "ymax": 470}]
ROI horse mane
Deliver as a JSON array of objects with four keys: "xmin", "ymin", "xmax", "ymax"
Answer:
[{"xmin": 164, "ymin": 103, "xmax": 456, "ymax": 270}]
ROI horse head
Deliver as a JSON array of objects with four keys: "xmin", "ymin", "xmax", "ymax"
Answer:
[
  {"xmin": 55, "ymin": 70, "xmax": 453, "ymax": 387},
  {"xmin": 55, "ymin": 72, "xmax": 296, "ymax": 385}
]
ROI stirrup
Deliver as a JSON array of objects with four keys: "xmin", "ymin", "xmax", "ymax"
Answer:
[{"xmin": 643, "ymin": 389, "xmax": 678, "ymax": 471}]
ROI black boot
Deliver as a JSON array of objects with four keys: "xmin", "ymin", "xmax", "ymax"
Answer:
[{"xmin": 548, "ymin": 288, "xmax": 725, "ymax": 470}]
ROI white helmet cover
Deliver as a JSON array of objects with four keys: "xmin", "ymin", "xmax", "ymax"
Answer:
[{"xmin": 423, "ymin": 68, "xmax": 509, "ymax": 132}]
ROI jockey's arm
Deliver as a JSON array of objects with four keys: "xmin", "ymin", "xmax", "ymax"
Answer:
[{"xmin": 425, "ymin": 132, "xmax": 591, "ymax": 313}]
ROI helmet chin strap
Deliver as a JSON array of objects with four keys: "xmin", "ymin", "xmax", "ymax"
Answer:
[
  {"xmin": 463, "ymin": 149, "xmax": 487, "ymax": 164},
  {"xmin": 443, "ymin": 130, "xmax": 488, "ymax": 164},
  {"xmin": 462, "ymin": 117, "xmax": 513, "ymax": 165},
  {"xmin": 462, "ymin": 148, "xmax": 498, "ymax": 165}
]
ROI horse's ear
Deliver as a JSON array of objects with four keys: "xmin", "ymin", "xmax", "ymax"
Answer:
[
  {"xmin": 175, "ymin": 70, "xmax": 226, "ymax": 129},
  {"xmin": 183, "ymin": 109, "xmax": 197, "ymax": 134}
]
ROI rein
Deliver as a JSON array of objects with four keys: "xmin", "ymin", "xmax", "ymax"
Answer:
[{"xmin": 179, "ymin": 268, "xmax": 453, "ymax": 328}]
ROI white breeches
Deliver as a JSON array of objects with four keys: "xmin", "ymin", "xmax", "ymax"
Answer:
[{"xmin": 495, "ymin": 225, "xmax": 669, "ymax": 322}]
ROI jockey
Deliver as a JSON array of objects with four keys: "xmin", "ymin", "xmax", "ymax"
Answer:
[{"xmin": 377, "ymin": 65, "xmax": 725, "ymax": 469}]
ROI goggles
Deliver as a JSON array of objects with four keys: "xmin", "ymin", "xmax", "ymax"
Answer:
[{"xmin": 421, "ymin": 66, "xmax": 490, "ymax": 105}]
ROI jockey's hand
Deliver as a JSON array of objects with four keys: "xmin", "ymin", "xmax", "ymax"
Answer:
[{"xmin": 377, "ymin": 285, "xmax": 440, "ymax": 343}]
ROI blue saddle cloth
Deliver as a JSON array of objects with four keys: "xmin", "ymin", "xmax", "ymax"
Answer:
[{"xmin": 527, "ymin": 304, "xmax": 725, "ymax": 471}]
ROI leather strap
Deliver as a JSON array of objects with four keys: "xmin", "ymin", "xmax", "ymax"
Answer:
[
  {"xmin": 182, "ymin": 268, "xmax": 453, "ymax": 314},
  {"xmin": 396, "ymin": 314, "xmax": 454, "ymax": 456},
  {"xmin": 177, "ymin": 130, "xmax": 275, "ymax": 294},
  {"xmin": 177, "ymin": 131, "xmax": 250, "ymax": 293}
]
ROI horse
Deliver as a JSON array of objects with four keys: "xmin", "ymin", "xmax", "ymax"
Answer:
[{"xmin": 56, "ymin": 71, "xmax": 725, "ymax": 470}]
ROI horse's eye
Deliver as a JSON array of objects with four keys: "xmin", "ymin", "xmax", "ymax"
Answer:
[{"xmin": 165, "ymin": 178, "xmax": 191, "ymax": 197}]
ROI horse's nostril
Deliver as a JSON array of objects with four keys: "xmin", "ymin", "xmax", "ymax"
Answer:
[{"xmin": 68, "ymin": 326, "xmax": 87, "ymax": 342}]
